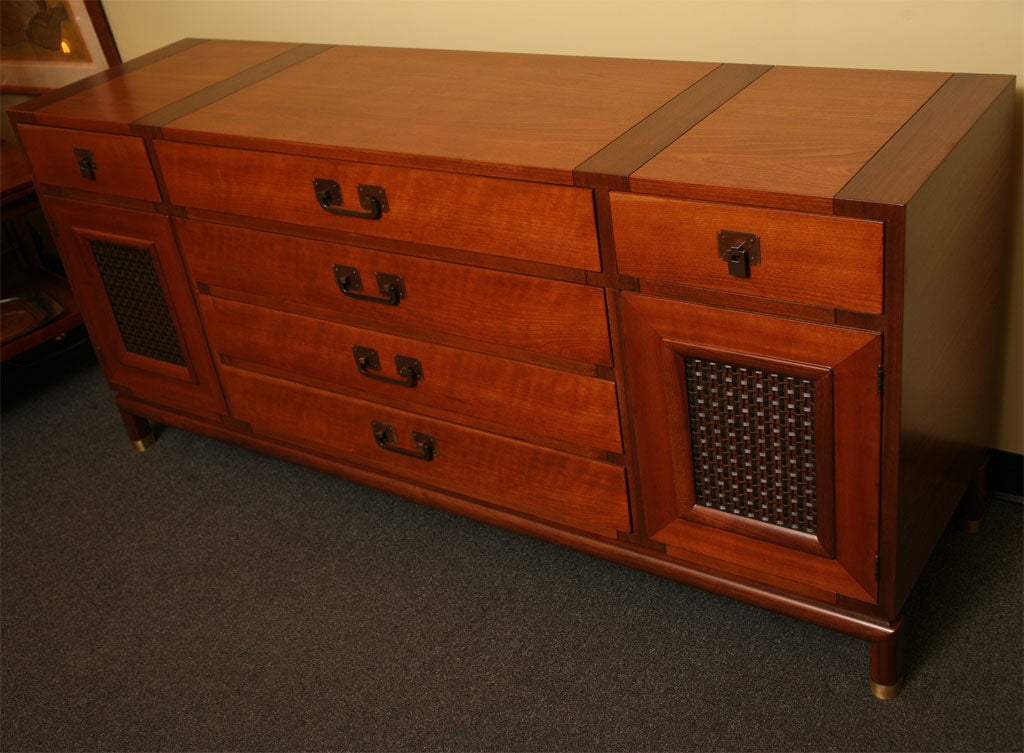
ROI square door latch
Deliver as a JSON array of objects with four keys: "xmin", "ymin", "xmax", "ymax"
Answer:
[
  {"xmin": 717, "ymin": 230, "xmax": 761, "ymax": 278},
  {"xmin": 73, "ymin": 148, "xmax": 97, "ymax": 181}
]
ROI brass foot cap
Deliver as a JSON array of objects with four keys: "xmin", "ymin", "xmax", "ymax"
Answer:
[
  {"xmin": 870, "ymin": 677, "xmax": 904, "ymax": 700},
  {"xmin": 132, "ymin": 433, "xmax": 156, "ymax": 452},
  {"xmin": 956, "ymin": 518, "xmax": 982, "ymax": 534}
]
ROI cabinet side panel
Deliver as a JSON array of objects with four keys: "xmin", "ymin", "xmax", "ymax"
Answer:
[{"xmin": 893, "ymin": 82, "xmax": 1015, "ymax": 609}]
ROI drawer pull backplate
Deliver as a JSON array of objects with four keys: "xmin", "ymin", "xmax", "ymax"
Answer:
[
  {"xmin": 371, "ymin": 420, "xmax": 437, "ymax": 461},
  {"xmin": 313, "ymin": 178, "xmax": 389, "ymax": 220},
  {"xmin": 353, "ymin": 346, "xmax": 423, "ymax": 387},
  {"xmin": 333, "ymin": 264, "xmax": 406, "ymax": 305}
]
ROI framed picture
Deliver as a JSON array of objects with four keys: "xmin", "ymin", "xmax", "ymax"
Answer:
[{"xmin": 1, "ymin": 0, "xmax": 120, "ymax": 94}]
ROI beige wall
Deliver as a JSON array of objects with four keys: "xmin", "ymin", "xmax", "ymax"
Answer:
[{"xmin": 102, "ymin": 0, "xmax": 1024, "ymax": 454}]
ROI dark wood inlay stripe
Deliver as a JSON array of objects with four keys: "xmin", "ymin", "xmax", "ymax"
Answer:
[
  {"xmin": 7, "ymin": 39, "xmax": 207, "ymax": 124},
  {"xmin": 133, "ymin": 43, "xmax": 332, "ymax": 131},
  {"xmin": 836, "ymin": 72, "xmax": 1013, "ymax": 210},
  {"xmin": 573, "ymin": 63, "xmax": 770, "ymax": 189}
]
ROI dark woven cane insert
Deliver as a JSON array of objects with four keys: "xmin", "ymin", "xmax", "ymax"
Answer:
[
  {"xmin": 90, "ymin": 240, "xmax": 186, "ymax": 366},
  {"xmin": 684, "ymin": 357, "xmax": 818, "ymax": 533}
]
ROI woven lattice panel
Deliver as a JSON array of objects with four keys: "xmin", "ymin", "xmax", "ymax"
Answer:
[
  {"xmin": 90, "ymin": 240, "xmax": 186, "ymax": 366},
  {"xmin": 684, "ymin": 356, "xmax": 818, "ymax": 533}
]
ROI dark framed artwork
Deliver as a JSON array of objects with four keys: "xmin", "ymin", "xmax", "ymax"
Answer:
[{"xmin": 1, "ymin": 0, "xmax": 120, "ymax": 94}]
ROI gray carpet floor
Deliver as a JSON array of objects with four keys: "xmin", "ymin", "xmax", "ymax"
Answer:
[{"xmin": 2, "ymin": 335, "xmax": 1021, "ymax": 752}]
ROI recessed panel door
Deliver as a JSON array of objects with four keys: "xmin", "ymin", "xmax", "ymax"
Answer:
[
  {"xmin": 45, "ymin": 197, "xmax": 225, "ymax": 418},
  {"xmin": 620, "ymin": 293, "xmax": 882, "ymax": 602}
]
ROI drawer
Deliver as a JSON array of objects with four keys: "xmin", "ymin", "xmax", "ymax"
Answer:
[
  {"xmin": 221, "ymin": 366, "xmax": 631, "ymax": 538},
  {"xmin": 201, "ymin": 297, "xmax": 623, "ymax": 454},
  {"xmin": 18, "ymin": 125, "xmax": 161, "ymax": 202},
  {"xmin": 178, "ymin": 219, "xmax": 612, "ymax": 367},
  {"xmin": 156, "ymin": 140, "xmax": 600, "ymax": 270},
  {"xmin": 611, "ymin": 193, "xmax": 884, "ymax": 314}
]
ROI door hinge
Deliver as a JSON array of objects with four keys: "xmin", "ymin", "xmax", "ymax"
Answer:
[
  {"xmin": 874, "ymin": 554, "xmax": 880, "ymax": 581},
  {"xmin": 877, "ymin": 364, "xmax": 884, "ymax": 395}
]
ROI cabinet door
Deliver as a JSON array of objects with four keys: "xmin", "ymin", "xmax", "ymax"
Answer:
[
  {"xmin": 621, "ymin": 294, "xmax": 882, "ymax": 602},
  {"xmin": 45, "ymin": 197, "xmax": 225, "ymax": 417}
]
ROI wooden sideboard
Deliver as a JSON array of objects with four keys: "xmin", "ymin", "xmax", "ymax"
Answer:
[{"xmin": 10, "ymin": 40, "xmax": 1014, "ymax": 699}]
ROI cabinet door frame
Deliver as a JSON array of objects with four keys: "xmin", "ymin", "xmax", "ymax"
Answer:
[
  {"xmin": 44, "ymin": 196, "xmax": 225, "ymax": 417},
  {"xmin": 621, "ymin": 293, "xmax": 882, "ymax": 602}
]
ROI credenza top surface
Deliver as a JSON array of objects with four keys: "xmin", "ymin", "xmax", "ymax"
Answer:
[
  {"xmin": 163, "ymin": 44, "xmax": 718, "ymax": 182},
  {"xmin": 12, "ymin": 39, "xmax": 1015, "ymax": 209},
  {"xmin": 630, "ymin": 66, "xmax": 953, "ymax": 212},
  {"xmin": 30, "ymin": 40, "xmax": 298, "ymax": 127}
]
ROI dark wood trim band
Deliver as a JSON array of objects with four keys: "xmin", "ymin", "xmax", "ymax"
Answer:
[
  {"xmin": 835, "ymin": 72, "xmax": 1013, "ymax": 210},
  {"xmin": 573, "ymin": 63, "xmax": 771, "ymax": 190},
  {"xmin": 133, "ymin": 43, "xmax": 332, "ymax": 131},
  {"xmin": 7, "ymin": 39, "xmax": 206, "ymax": 124}
]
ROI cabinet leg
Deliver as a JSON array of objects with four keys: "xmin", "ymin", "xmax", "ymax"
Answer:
[
  {"xmin": 869, "ymin": 621, "xmax": 905, "ymax": 700},
  {"xmin": 955, "ymin": 456, "xmax": 990, "ymax": 533},
  {"xmin": 119, "ymin": 407, "xmax": 155, "ymax": 452}
]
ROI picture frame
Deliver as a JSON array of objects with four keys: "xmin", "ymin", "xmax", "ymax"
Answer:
[{"xmin": 1, "ymin": 0, "xmax": 120, "ymax": 95}]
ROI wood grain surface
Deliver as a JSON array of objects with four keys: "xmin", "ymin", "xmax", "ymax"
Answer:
[
  {"xmin": 219, "ymin": 366, "xmax": 631, "ymax": 538},
  {"xmin": 631, "ymin": 66, "xmax": 951, "ymax": 212},
  {"xmin": 176, "ymin": 219, "xmax": 613, "ymax": 367},
  {"xmin": 612, "ymin": 193, "xmax": 884, "ymax": 313},
  {"xmin": 19, "ymin": 125, "xmax": 161, "ymax": 202},
  {"xmin": 574, "ymin": 63, "xmax": 770, "ymax": 187},
  {"xmin": 32, "ymin": 40, "xmax": 297, "ymax": 132},
  {"xmin": 836, "ymin": 73, "xmax": 1016, "ymax": 208},
  {"xmin": 200, "ymin": 296, "xmax": 623, "ymax": 454},
  {"xmin": 163, "ymin": 46, "xmax": 718, "ymax": 183},
  {"xmin": 158, "ymin": 140, "xmax": 601, "ymax": 270}
]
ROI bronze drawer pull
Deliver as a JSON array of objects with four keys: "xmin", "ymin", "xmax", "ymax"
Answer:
[
  {"xmin": 353, "ymin": 346, "xmax": 423, "ymax": 387},
  {"xmin": 313, "ymin": 178, "xmax": 389, "ymax": 220},
  {"xmin": 333, "ymin": 264, "xmax": 406, "ymax": 305},
  {"xmin": 371, "ymin": 420, "xmax": 436, "ymax": 461}
]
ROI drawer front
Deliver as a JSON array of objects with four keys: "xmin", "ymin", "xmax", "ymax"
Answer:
[
  {"xmin": 178, "ymin": 219, "xmax": 612, "ymax": 367},
  {"xmin": 221, "ymin": 366, "xmax": 631, "ymax": 538},
  {"xmin": 611, "ymin": 193, "xmax": 884, "ymax": 314},
  {"xmin": 19, "ymin": 125, "xmax": 161, "ymax": 202},
  {"xmin": 201, "ymin": 297, "xmax": 623, "ymax": 453},
  {"xmin": 156, "ymin": 140, "xmax": 600, "ymax": 270}
]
